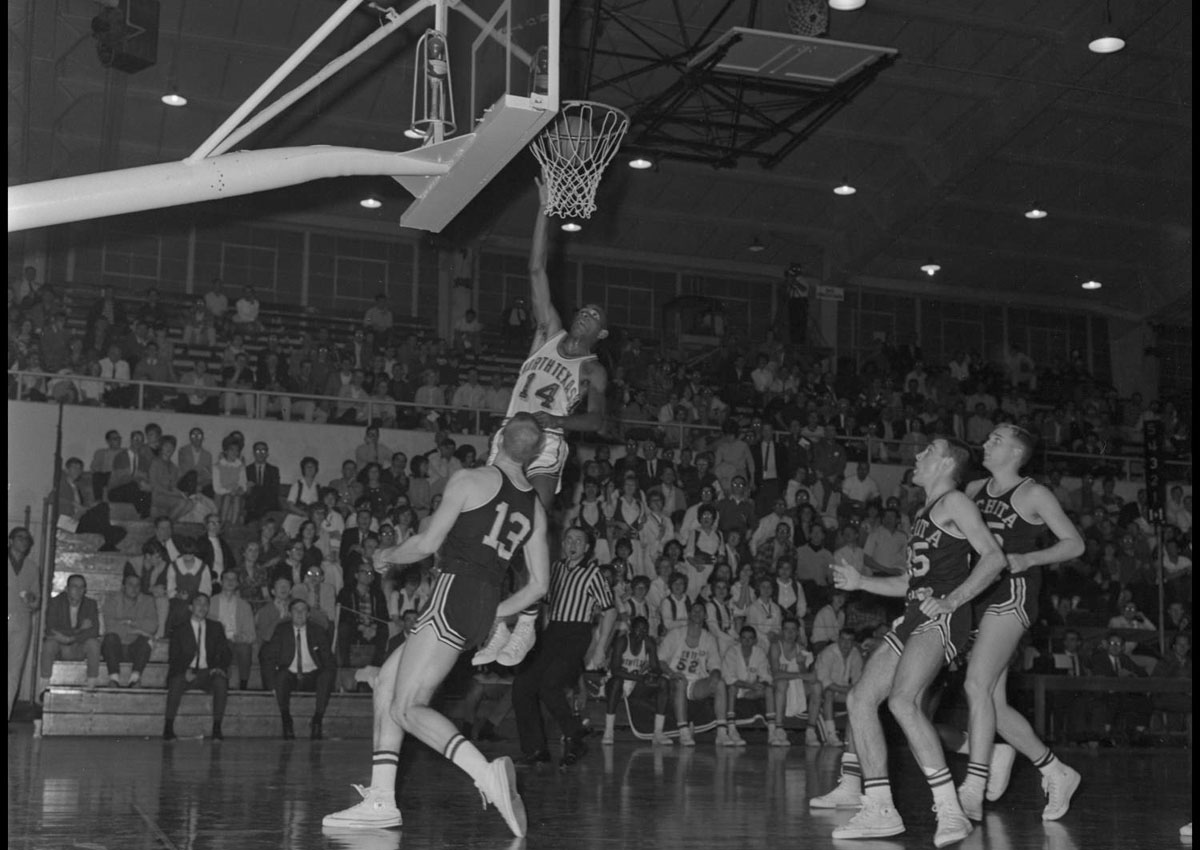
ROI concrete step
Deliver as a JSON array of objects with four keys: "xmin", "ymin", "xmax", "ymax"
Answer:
[
  {"xmin": 53, "ymin": 551, "xmax": 133, "ymax": 593},
  {"xmin": 50, "ymin": 659, "xmax": 263, "ymax": 689},
  {"xmin": 41, "ymin": 687, "xmax": 375, "ymax": 738}
]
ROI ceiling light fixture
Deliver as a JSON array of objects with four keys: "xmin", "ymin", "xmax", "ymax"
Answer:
[
  {"xmin": 161, "ymin": 92, "xmax": 187, "ymax": 107},
  {"xmin": 403, "ymin": 127, "xmax": 427, "ymax": 140},
  {"xmin": 1024, "ymin": 206, "xmax": 1047, "ymax": 219},
  {"xmin": 833, "ymin": 180, "xmax": 857, "ymax": 196},
  {"xmin": 561, "ymin": 222, "xmax": 582, "ymax": 232},
  {"xmin": 1088, "ymin": 0, "xmax": 1125, "ymax": 53},
  {"xmin": 1081, "ymin": 279, "xmax": 1102, "ymax": 290},
  {"xmin": 828, "ymin": 0, "xmax": 866, "ymax": 10},
  {"xmin": 749, "ymin": 237, "xmax": 766, "ymax": 253},
  {"xmin": 920, "ymin": 260, "xmax": 941, "ymax": 276},
  {"xmin": 629, "ymin": 156, "xmax": 653, "ymax": 170},
  {"xmin": 360, "ymin": 197, "xmax": 382, "ymax": 209}
]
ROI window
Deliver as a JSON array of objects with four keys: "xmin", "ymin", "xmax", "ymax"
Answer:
[
  {"xmin": 221, "ymin": 244, "xmax": 279, "ymax": 294},
  {"xmin": 101, "ymin": 231, "xmax": 162, "ymax": 284},
  {"xmin": 605, "ymin": 285, "xmax": 655, "ymax": 332},
  {"xmin": 334, "ymin": 257, "xmax": 389, "ymax": 302}
]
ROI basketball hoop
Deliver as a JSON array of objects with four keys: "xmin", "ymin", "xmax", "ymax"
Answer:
[{"xmin": 529, "ymin": 100, "xmax": 629, "ymax": 219}]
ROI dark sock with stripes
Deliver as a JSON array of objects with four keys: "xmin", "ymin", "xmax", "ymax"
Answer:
[
  {"xmin": 863, "ymin": 776, "xmax": 893, "ymax": 804},
  {"xmin": 370, "ymin": 750, "xmax": 400, "ymax": 790},
  {"xmin": 443, "ymin": 732, "xmax": 490, "ymax": 785},
  {"xmin": 1032, "ymin": 749, "xmax": 1058, "ymax": 774}
]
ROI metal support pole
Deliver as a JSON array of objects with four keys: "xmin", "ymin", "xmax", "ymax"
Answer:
[{"xmin": 32, "ymin": 402, "xmax": 65, "ymax": 707}]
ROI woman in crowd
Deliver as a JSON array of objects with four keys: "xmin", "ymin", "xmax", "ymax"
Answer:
[
  {"xmin": 213, "ymin": 435, "xmax": 247, "ymax": 526},
  {"xmin": 282, "ymin": 456, "xmax": 321, "ymax": 537}
]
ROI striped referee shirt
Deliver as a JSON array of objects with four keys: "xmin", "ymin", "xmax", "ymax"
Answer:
[{"xmin": 548, "ymin": 557, "xmax": 614, "ymax": 624}]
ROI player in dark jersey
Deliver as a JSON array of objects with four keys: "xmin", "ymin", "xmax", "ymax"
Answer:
[
  {"xmin": 322, "ymin": 413, "xmax": 550, "ymax": 839},
  {"xmin": 819, "ymin": 437, "xmax": 1005, "ymax": 848},
  {"xmin": 953, "ymin": 424, "xmax": 1084, "ymax": 823}
]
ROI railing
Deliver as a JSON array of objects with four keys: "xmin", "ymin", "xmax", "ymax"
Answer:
[
  {"xmin": 9, "ymin": 369, "xmax": 1191, "ymax": 482},
  {"xmin": 8, "ymin": 369, "xmax": 504, "ymax": 436}
]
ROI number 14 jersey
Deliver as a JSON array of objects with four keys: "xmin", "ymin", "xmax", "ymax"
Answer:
[
  {"xmin": 439, "ymin": 467, "xmax": 537, "ymax": 588},
  {"xmin": 504, "ymin": 330, "xmax": 597, "ymax": 433}
]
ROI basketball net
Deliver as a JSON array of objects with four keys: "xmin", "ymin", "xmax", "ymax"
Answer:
[{"xmin": 529, "ymin": 100, "xmax": 630, "ymax": 219}]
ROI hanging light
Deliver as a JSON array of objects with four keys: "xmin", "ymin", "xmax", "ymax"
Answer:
[
  {"xmin": 748, "ymin": 237, "xmax": 766, "ymax": 253},
  {"xmin": 360, "ymin": 197, "xmax": 382, "ymax": 209},
  {"xmin": 828, "ymin": 0, "xmax": 866, "ymax": 10},
  {"xmin": 561, "ymin": 222, "xmax": 582, "ymax": 232},
  {"xmin": 161, "ymin": 92, "xmax": 187, "ymax": 107},
  {"xmin": 833, "ymin": 180, "xmax": 857, "ymax": 196},
  {"xmin": 1024, "ymin": 206, "xmax": 1048, "ymax": 219},
  {"xmin": 404, "ymin": 127, "xmax": 428, "ymax": 140},
  {"xmin": 1088, "ymin": 0, "xmax": 1125, "ymax": 53},
  {"xmin": 920, "ymin": 259, "xmax": 941, "ymax": 276},
  {"xmin": 1081, "ymin": 279, "xmax": 1102, "ymax": 290},
  {"xmin": 628, "ymin": 156, "xmax": 654, "ymax": 170}
]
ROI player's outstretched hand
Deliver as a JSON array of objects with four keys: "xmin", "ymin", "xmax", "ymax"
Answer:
[{"xmin": 830, "ymin": 560, "xmax": 862, "ymax": 592}]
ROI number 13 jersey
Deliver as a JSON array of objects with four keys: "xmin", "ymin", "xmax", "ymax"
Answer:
[
  {"xmin": 504, "ymin": 330, "xmax": 597, "ymax": 434},
  {"xmin": 439, "ymin": 467, "xmax": 537, "ymax": 588},
  {"xmin": 905, "ymin": 492, "xmax": 973, "ymax": 600}
]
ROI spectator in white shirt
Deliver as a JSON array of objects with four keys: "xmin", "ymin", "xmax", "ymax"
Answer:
[
  {"xmin": 810, "ymin": 590, "xmax": 846, "ymax": 652},
  {"xmin": 232, "ymin": 285, "xmax": 262, "ymax": 333},
  {"xmin": 832, "ymin": 525, "xmax": 869, "ymax": 576},
  {"xmin": 840, "ymin": 462, "xmax": 881, "ymax": 516},
  {"xmin": 750, "ymin": 354, "xmax": 774, "ymax": 395},
  {"xmin": 451, "ymin": 368, "xmax": 488, "ymax": 434},
  {"xmin": 363, "ymin": 294, "xmax": 394, "ymax": 334},
  {"xmin": 749, "ymin": 499, "xmax": 792, "ymax": 556},
  {"xmin": 863, "ymin": 508, "xmax": 907, "ymax": 574},
  {"xmin": 813, "ymin": 628, "xmax": 863, "ymax": 745}
]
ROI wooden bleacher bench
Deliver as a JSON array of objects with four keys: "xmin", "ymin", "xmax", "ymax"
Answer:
[{"xmin": 1010, "ymin": 673, "xmax": 1192, "ymax": 740}]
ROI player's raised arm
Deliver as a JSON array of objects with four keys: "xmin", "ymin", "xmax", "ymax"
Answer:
[
  {"xmin": 529, "ymin": 178, "xmax": 564, "ymax": 347},
  {"xmin": 374, "ymin": 469, "xmax": 474, "ymax": 565},
  {"xmin": 831, "ymin": 558, "xmax": 909, "ymax": 598},
  {"xmin": 495, "ymin": 497, "xmax": 551, "ymax": 619}
]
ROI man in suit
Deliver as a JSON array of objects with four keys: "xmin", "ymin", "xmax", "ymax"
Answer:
[
  {"xmin": 244, "ymin": 441, "xmax": 282, "ymax": 523},
  {"xmin": 39, "ymin": 573, "xmax": 103, "ymax": 692},
  {"xmin": 58, "ymin": 457, "xmax": 127, "ymax": 551},
  {"xmin": 638, "ymin": 441, "xmax": 673, "ymax": 493},
  {"xmin": 751, "ymin": 422, "xmax": 790, "ymax": 515},
  {"xmin": 613, "ymin": 437, "xmax": 646, "ymax": 484},
  {"xmin": 107, "ymin": 430, "xmax": 152, "ymax": 518},
  {"xmin": 1088, "ymin": 631, "xmax": 1150, "ymax": 744},
  {"xmin": 176, "ymin": 427, "xmax": 214, "ymax": 497},
  {"xmin": 338, "ymin": 506, "xmax": 377, "ymax": 571},
  {"xmin": 260, "ymin": 598, "xmax": 337, "ymax": 739},
  {"xmin": 163, "ymin": 593, "xmax": 232, "ymax": 741}
]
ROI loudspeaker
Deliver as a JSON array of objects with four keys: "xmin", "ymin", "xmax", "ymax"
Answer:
[
  {"xmin": 93, "ymin": 0, "xmax": 159, "ymax": 74},
  {"xmin": 1142, "ymin": 420, "xmax": 1166, "ymax": 525}
]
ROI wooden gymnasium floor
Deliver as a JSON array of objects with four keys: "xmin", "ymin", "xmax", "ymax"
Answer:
[{"xmin": 7, "ymin": 729, "xmax": 1191, "ymax": 850}]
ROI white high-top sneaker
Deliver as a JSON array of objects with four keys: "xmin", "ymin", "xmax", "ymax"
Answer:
[{"xmin": 322, "ymin": 785, "xmax": 402, "ymax": 829}]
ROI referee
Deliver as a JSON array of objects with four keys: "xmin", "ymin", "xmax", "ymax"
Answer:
[{"xmin": 512, "ymin": 527, "xmax": 616, "ymax": 768}]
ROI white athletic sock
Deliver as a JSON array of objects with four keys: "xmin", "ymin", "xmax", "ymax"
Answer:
[
  {"xmin": 515, "ymin": 612, "xmax": 537, "ymax": 627},
  {"xmin": 653, "ymin": 714, "xmax": 665, "ymax": 734},
  {"xmin": 767, "ymin": 718, "xmax": 777, "ymax": 734},
  {"xmin": 604, "ymin": 714, "xmax": 616, "ymax": 737},
  {"xmin": 923, "ymin": 766, "xmax": 960, "ymax": 809},
  {"xmin": 444, "ymin": 734, "xmax": 491, "ymax": 786},
  {"xmin": 371, "ymin": 750, "xmax": 400, "ymax": 791}
]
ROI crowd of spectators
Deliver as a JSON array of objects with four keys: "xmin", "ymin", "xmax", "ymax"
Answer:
[{"xmin": 9, "ymin": 272, "xmax": 514, "ymax": 435}]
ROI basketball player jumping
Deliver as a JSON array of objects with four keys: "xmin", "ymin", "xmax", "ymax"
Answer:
[
  {"xmin": 475, "ymin": 178, "xmax": 609, "ymax": 666},
  {"xmin": 820, "ymin": 438, "xmax": 1006, "ymax": 848},
  {"xmin": 322, "ymin": 414, "xmax": 550, "ymax": 837},
  {"xmin": 950, "ymin": 424, "xmax": 1084, "ymax": 822}
]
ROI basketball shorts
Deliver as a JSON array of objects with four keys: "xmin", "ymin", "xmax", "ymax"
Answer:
[
  {"xmin": 412, "ymin": 572, "xmax": 501, "ymax": 653},
  {"xmin": 972, "ymin": 574, "xmax": 1038, "ymax": 629},
  {"xmin": 884, "ymin": 599, "xmax": 971, "ymax": 665},
  {"xmin": 487, "ymin": 426, "xmax": 568, "ymax": 490}
]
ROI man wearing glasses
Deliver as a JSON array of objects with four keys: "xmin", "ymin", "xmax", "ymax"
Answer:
[{"xmin": 477, "ymin": 178, "xmax": 610, "ymax": 667}]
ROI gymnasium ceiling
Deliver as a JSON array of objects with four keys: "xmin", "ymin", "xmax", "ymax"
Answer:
[{"xmin": 7, "ymin": 0, "xmax": 1193, "ymax": 321}]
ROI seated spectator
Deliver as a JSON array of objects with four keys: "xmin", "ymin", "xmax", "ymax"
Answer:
[
  {"xmin": 810, "ymin": 590, "xmax": 847, "ymax": 652},
  {"xmin": 282, "ymin": 456, "xmax": 322, "ymax": 538},
  {"xmin": 659, "ymin": 601, "xmax": 733, "ymax": 746},
  {"xmin": 256, "ymin": 351, "xmax": 293, "ymax": 421},
  {"xmin": 291, "ymin": 359, "xmax": 328, "ymax": 424},
  {"xmin": 166, "ymin": 539, "xmax": 214, "ymax": 631},
  {"xmin": 221, "ymin": 352, "xmax": 257, "ymax": 417},
  {"xmin": 244, "ymin": 441, "xmax": 282, "ymax": 523},
  {"xmin": 183, "ymin": 297, "xmax": 217, "ymax": 347},
  {"xmin": 58, "ymin": 456, "xmax": 127, "ymax": 551},
  {"xmin": 231, "ymin": 285, "xmax": 262, "ymax": 334},
  {"xmin": 334, "ymin": 368, "xmax": 370, "ymax": 425},
  {"xmin": 1161, "ymin": 539, "xmax": 1192, "ymax": 605},
  {"xmin": 131, "ymin": 341, "xmax": 174, "ymax": 408},
  {"xmin": 769, "ymin": 616, "xmax": 819, "ymax": 746},
  {"xmin": 363, "ymin": 294, "xmax": 394, "ymax": 336},
  {"xmin": 658, "ymin": 572, "xmax": 691, "ymax": 636},
  {"xmin": 745, "ymin": 577, "xmax": 783, "ymax": 651},
  {"xmin": 174, "ymin": 470, "xmax": 217, "ymax": 525},
  {"xmin": 863, "ymin": 508, "xmax": 907, "ymax": 574},
  {"xmin": 774, "ymin": 559, "xmax": 806, "ymax": 620},
  {"xmin": 162, "ymin": 593, "xmax": 231, "ymax": 741},
  {"xmin": 721, "ymin": 624, "xmax": 773, "ymax": 746},
  {"xmin": 85, "ymin": 283, "xmax": 124, "ymax": 336},
  {"xmin": 294, "ymin": 563, "xmax": 338, "ymax": 630},
  {"xmin": 379, "ymin": 452, "xmax": 410, "ymax": 496},
  {"xmin": 100, "ymin": 569, "xmax": 158, "ymax": 688},
  {"xmin": 98, "ymin": 344, "xmax": 134, "ymax": 407},
  {"xmin": 176, "ymin": 359, "xmax": 220, "ymax": 415},
  {"xmin": 354, "ymin": 424, "xmax": 394, "ymax": 469},
  {"xmin": 148, "ymin": 436, "xmax": 188, "ymax": 520},
  {"xmin": 794, "ymin": 524, "xmax": 834, "ymax": 606},
  {"xmin": 336, "ymin": 563, "xmax": 388, "ymax": 668},
  {"xmin": 1088, "ymin": 631, "xmax": 1151, "ymax": 744},
  {"xmin": 212, "ymin": 436, "xmax": 247, "ymax": 526},
  {"xmin": 840, "ymin": 462, "xmax": 881, "ymax": 520},
  {"xmin": 177, "ymin": 428, "xmax": 214, "ymax": 497},
  {"xmin": 39, "ymin": 573, "xmax": 103, "ymax": 692},
  {"xmin": 261, "ymin": 598, "xmax": 337, "ymax": 739},
  {"xmin": 329, "ymin": 460, "xmax": 364, "ymax": 519},
  {"xmin": 136, "ymin": 540, "xmax": 171, "ymax": 640},
  {"xmin": 1151, "ymin": 633, "xmax": 1191, "ymax": 734},
  {"xmin": 89, "ymin": 429, "xmax": 123, "ymax": 502},
  {"xmin": 209, "ymin": 570, "xmax": 256, "ymax": 691},
  {"xmin": 1108, "ymin": 600, "xmax": 1156, "ymax": 631},
  {"xmin": 813, "ymin": 627, "xmax": 862, "ymax": 745},
  {"xmin": 427, "ymin": 438, "xmax": 463, "ymax": 497},
  {"xmin": 451, "ymin": 367, "xmax": 488, "ymax": 434}
]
